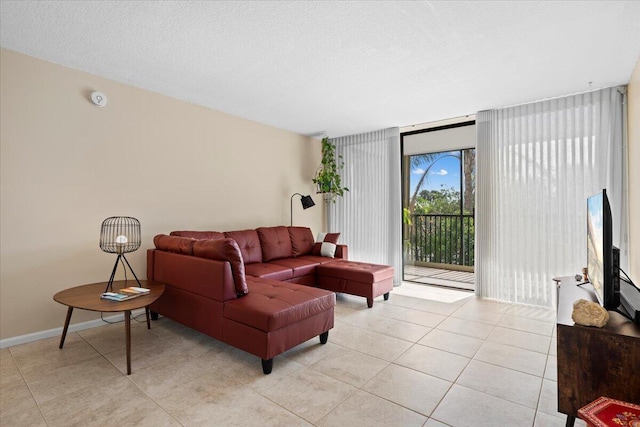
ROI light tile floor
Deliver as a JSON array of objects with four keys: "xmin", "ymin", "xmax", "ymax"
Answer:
[{"xmin": 0, "ymin": 283, "xmax": 587, "ymax": 427}]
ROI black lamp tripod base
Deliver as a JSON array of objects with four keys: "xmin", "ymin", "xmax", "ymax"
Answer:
[{"xmin": 104, "ymin": 254, "xmax": 142, "ymax": 293}]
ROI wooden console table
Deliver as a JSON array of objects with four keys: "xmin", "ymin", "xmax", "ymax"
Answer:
[
  {"xmin": 555, "ymin": 276, "xmax": 640, "ymax": 427},
  {"xmin": 53, "ymin": 280, "xmax": 164, "ymax": 375}
]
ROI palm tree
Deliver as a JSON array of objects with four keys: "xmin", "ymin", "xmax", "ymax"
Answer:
[
  {"xmin": 462, "ymin": 149, "xmax": 475, "ymax": 214},
  {"xmin": 408, "ymin": 152, "xmax": 458, "ymax": 212},
  {"xmin": 406, "ymin": 149, "xmax": 476, "ymax": 268},
  {"xmin": 409, "ymin": 150, "xmax": 476, "ymax": 214}
]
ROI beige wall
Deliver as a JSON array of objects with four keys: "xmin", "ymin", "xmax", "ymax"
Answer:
[
  {"xmin": 0, "ymin": 49, "xmax": 323, "ymax": 340},
  {"xmin": 628, "ymin": 57, "xmax": 640, "ymax": 283}
]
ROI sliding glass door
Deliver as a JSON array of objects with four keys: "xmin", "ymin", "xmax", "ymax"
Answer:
[{"xmin": 402, "ymin": 127, "xmax": 476, "ymax": 290}]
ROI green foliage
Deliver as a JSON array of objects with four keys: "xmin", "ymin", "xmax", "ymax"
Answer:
[
  {"xmin": 414, "ymin": 186, "xmax": 461, "ymax": 215},
  {"xmin": 313, "ymin": 137, "xmax": 349, "ymax": 203},
  {"xmin": 405, "ymin": 149, "xmax": 476, "ymax": 267},
  {"xmin": 406, "ymin": 185, "xmax": 475, "ymax": 267},
  {"xmin": 402, "ymin": 208, "xmax": 413, "ymax": 225},
  {"xmin": 408, "ymin": 149, "xmax": 475, "ymax": 215}
]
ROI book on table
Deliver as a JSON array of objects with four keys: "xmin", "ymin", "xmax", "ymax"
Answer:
[{"xmin": 101, "ymin": 287, "xmax": 150, "ymax": 301}]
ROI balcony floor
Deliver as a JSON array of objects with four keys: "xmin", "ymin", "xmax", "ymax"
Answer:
[{"xmin": 403, "ymin": 264, "xmax": 475, "ymax": 291}]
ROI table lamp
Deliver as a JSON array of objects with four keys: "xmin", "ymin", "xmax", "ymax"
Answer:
[{"xmin": 100, "ymin": 216, "xmax": 142, "ymax": 292}]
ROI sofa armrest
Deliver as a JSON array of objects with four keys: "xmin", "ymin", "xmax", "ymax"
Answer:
[
  {"xmin": 147, "ymin": 249, "xmax": 238, "ymax": 302},
  {"xmin": 147, "ymin": 249, "xmax": 155, "ymax": 280},
  {"xmin": 335, "ymin": 245, "xmax": 348, "ymax": 260}
]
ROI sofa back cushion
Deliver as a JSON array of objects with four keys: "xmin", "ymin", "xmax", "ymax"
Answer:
[
  {"xmin": 224, "ymin": 229, "xmax": 263, "ymax": 264},
  {"xmin": 170, "ymin": 230, "xmax": 225, "ymax": 241},
  {"xmin": 153, "ymin": 234, "xmax": 195, "ymax": 255},
  {"xmin": 288, "ymin": 226, "xmax": 315, "ymax": 257},
  {"xmin": 193, "ymin": 238, "xmax": 249, "ymax": 296},
  {"xmin": 257, "ymin": 226, "xmax": 293, "ymax": 262}
]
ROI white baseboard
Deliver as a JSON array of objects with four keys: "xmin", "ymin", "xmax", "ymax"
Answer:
[{"xmin": 0, "ymin": 309, "xmax": 146, "ymax": 349}]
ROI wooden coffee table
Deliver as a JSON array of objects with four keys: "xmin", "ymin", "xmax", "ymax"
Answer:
[{"xmin": 53, "ymin": 280, "xmax": 164, "ymax": 374}]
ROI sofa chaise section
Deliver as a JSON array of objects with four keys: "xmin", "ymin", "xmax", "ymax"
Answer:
[
  {"xmin": 147, "ymin": 234, "xmax": 335, "ymax": 374},
  {"xmin": 224, "ymin": 277, "xmax": 334, "ymax": 374}
]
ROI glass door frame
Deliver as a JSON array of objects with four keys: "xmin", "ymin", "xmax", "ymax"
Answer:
[{"xmin": 400, "ymin": 121, "xmax": 476, "ymax": 288}]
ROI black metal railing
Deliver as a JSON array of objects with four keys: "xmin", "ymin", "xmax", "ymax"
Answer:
[{"xmin": 406, "ymin": 214, "xmax": 475, "ymax": 267}]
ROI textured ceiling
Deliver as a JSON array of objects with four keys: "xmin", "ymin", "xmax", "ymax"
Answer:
[{"xmin": 1, "ymin": 1, "xmax": 639, "ymax": 137}]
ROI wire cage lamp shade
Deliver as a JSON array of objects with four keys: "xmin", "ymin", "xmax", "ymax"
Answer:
[
  {"xmin": 100, "ymin": 216, "xmax": 141, "ymax": 254},
  {"xmin": 99, "ymin": 216, "xmax": 142, "ymax": 292}
]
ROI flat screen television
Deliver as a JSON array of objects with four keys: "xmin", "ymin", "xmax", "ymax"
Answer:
[{"xmin": 586, "ymin": 189, "xmax": 620, "ymax": 309}]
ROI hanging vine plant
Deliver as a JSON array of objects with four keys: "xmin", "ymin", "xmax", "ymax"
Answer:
[{"xmin": 312, "ymin": 137, "xmax": 349, "ymax": 203}]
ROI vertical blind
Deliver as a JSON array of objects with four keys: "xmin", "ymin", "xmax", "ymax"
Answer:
[
  {"xmin": 476, "ymin": 87, "xmax": 625, "ymax": 307},
  {"xmin": 328, "ymin": 128, "xmax": 402, "ymax": 284}
]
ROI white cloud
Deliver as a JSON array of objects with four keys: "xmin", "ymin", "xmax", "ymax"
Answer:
[
  {"xmin": 412, "ymin": 168, "xmax": 425, "ymax": 175},
  {"xmin": 431, "ymin": 169, "xmax": 448, "ymax": 176}
]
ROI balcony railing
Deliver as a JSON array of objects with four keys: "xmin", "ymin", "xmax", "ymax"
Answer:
[{"xmin": 406, "ymin": 214, "xmax": 475, "ymax": 267}]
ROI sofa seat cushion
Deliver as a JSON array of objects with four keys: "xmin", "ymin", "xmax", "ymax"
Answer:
[
  {"xmin": 316, "ymin": 261, "xmax": 394, "ymax": 283},
  {"xmin": 296, "ymin": 255, "xmax": 344, "ymax": 265},
  {"xmin": 257, "ymin": 226, "xmax": 293, "ymax": 261},
  {"xmin": 224, "ymin": 278, "xmax": 335, "ymax": 332},
  {"xmin": 270, "ymin": 258, "xmax": 320, "ymax": 278},
  {"xmin": 244, "ymin": 263, "xmax": 293, "ymax": 281}
]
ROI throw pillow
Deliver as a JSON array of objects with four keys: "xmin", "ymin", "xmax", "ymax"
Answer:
[{"xmin": 312, "ymin": 232, "xmax": 340, "ymax": 258}]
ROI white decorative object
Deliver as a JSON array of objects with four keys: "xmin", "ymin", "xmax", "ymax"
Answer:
[
  {"xmin": 572, "ymin": 299, "xmax": 609, "ymax": 327},
  {"xmin": 115, "ymin": 234, "xmax": 128, "ymax": 253},
  {"xmin": 320, "ymin": 242, "xmax": 336, "ymax": 258},
  {"xmin": 90, "ymin": 91, "xmax": 108, "ymax": 107}
]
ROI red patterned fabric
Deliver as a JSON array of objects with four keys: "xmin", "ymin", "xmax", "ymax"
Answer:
[{"xmin": 579, "ymin": 396, "xmax": 640, "ymax": 427}]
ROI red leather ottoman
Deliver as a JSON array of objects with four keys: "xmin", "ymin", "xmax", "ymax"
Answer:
[
  {"xmin": 223, "ymin": 277, "xmax": 335, "ymax": 373},
  {"xmin": 316, "ymin": 261, "xmax": 394, "ymax": 308},
  {"xmin": 578, "ymin": 396, "xmax": 640, "ymax": 427}
]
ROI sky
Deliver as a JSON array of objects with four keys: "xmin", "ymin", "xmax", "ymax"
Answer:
[
  {"xmin": 587, "ymin": 194, "xmax": 603, "ymax": 233},
  {"xmin": 409, "ymin": 151, "xmax": 461, "ymax": 195}
]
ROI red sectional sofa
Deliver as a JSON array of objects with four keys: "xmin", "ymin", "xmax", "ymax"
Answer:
[{"xmin": 147, "ymin": 226, "xmax": 393, "ymax": 373}]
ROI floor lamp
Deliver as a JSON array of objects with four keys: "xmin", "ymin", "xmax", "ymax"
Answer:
[
  {"xmin": 99, "ymin": 216, "xmax": 142, "ymax": 292},
  {"xmin": 290, "ymin": 193, "xmax": 315, "ymax": 226}
]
